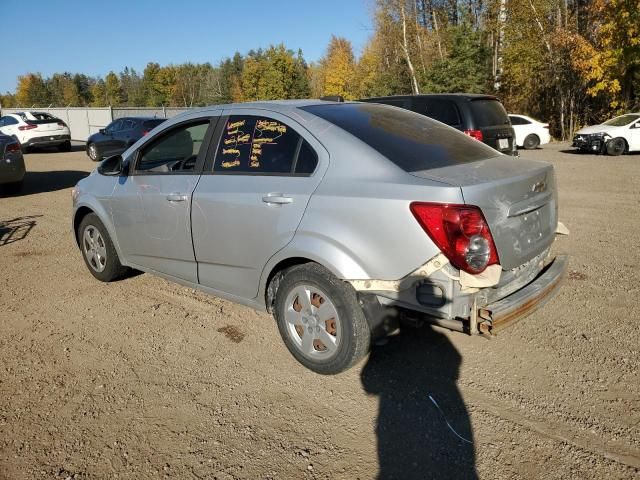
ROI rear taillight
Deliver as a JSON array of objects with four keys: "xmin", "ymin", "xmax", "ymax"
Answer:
[
  {"xmin": 18, "ymin": 124, "xmax": 37, "ymax": 131},
  {"xmin": 543, "ymin": 124, "xmax": 549, "ymax": 129},
  {"xmin": 57, "ymin": 121, "xmax": 67, "ymax": 127},
  {"xmin": 464, "ymin": 129, "xmax": 483, "ymax": 142},
  {"xmin": 410, "ymin": 202, "xmax": 499, "ymax": 274},
  {"xmin": 142, "ymin": 130, "xmax": 149, "ymax": 136},
  {"xmin": 6, "ymin": 143, "xmax": 20, "ymax": 154}
]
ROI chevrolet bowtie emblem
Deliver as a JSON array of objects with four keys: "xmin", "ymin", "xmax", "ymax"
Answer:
[{"xmin": 532, "ymin": 181, "xmax": 547, "ymax": 193}]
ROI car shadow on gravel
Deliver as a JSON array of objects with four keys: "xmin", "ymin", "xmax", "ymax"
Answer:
[
  {"xmin": 361, "ymin": 326, "xmax": 476, "ymax": 480},
  {"xmin": 0, "ymin": 170, "xmax": 88, "ymax": 197}
]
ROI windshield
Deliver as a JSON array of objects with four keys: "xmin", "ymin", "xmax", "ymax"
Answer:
[
  {"xmin": 603, "ymin": 114, "xmax": 640, "ymax": 126},
  {"xmin": 469, "ymin": 99, "xmax": 510, "ymax": 127},
  {"xmin": 302, "ymin": 103, "xmax": 500, "ymax": 172}
]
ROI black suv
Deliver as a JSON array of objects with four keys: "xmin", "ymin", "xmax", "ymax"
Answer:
[
  {"xmin": 86, "ymin": 117, "xmax": 166, "ymax": 161},
  {"xmin": 360, "ymin": 94, "xmax": 516, "ymax": 155}
]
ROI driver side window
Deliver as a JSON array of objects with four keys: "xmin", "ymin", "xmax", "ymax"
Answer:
[{"xmin": 135, "ymin": 120, "xmax": 209, "ymax": 174}]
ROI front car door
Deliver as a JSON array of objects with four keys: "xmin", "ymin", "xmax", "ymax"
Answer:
[
  {"xmin": 191, "ymin": 109, "xmax": 329, "ymax": 299},
  {"xmin": 110, "ymin": 113, "xmax": 219, "ymax": 282}
]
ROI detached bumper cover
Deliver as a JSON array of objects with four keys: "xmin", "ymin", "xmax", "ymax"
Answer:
[
  {"xmin": 572, "ymin": 134, "xmax": 608, "ymax": 152},
  {"xmin": 478, "ymin": 254, "xmax": 568, "ymax": 332}
]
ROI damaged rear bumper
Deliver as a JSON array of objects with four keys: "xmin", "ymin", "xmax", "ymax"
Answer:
[{"xmin": 476, "ymin": 254, "xmax": 568, "ymax": 334}]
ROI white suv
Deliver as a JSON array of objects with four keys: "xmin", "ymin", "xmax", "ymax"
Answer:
[{"xmin": 0, "ymin": 111, "xmax": 71, "ymax": 152}]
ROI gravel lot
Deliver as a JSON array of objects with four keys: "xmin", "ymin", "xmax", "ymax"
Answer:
[{"xmin": 0, "ymin": 142, "xmax": 638, "ymax": 479}]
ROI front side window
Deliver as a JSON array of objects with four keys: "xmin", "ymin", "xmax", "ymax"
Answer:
[
  {"xmin": 106, "ymin": 120, "xmax": 122, "ymax": 133},
  {"xmin": 135, "ymin": 121, "xmax": 209, "ymax": 173},
  {"xmin": 213, "ymin": 115, "xmax": 316, "ymax": 175}
]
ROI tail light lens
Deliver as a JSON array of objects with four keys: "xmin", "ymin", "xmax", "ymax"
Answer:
[
  {"xmin": 410, "ymin": 202, "xmax": 499, "ymax": 274},
  {"xmin": 142, "ymin": 130, "xmax": 149, "ymax": 136},
  {"xmin": 464, "ymin": 129, "xmax": 483, "ymax": 142},
  {"xmin": 6, "ymin": 143, "xmax": 20, "ymax": 154},
  {"xmin": 57, "ymin": 121, "xmax": 67, "ymax": 127},
  {"xmin": 543, "ymin": 124, "xmax": 549, "ymax": 129},
  {"xmin": 18, "ymin": 124, "xmax": 37, "ymax": 131}
]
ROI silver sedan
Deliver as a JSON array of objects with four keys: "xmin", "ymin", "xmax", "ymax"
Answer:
[{"xmin": 72, "ymin": 100, "xmax": 567, "ymax": 374}]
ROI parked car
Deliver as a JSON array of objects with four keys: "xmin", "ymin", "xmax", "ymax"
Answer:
[
  {"xmin": 508, "ymin": 114, "xmax": 551, "ymax": 149},
  {"xmin": 72, "ymin": 101, "xmax": 567, "ymax": 374},
  {"xmin": 0, "ymin": 111, "xmax": 71, "ymax": 152},
  {"xmin": 0, "ymin": 133, "xmax": 26, "ymax": 192},
  {"xmin": 572, "ymin": 113, "xmax": 640, "ymax": 155},
  {"xmin": 360, "ymin": 94, "xmax": 516, "ymax": 155},
  {"xmin": 86, "ymin": 117, "xmax": 166, "ymax": 161}
]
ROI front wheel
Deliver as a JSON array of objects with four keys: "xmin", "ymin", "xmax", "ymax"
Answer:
[
  {"xmin": 274, "ymin": 263, "xmax": 371, "ymax": 375},
  {"xmin": 523, "ymin": 134, "xmax": 540, "ymax": 150},
  {"xmin": 606, "ymin": 137, "xmax": 626, "ymax": 156},
  {"xmin": 78, "ymin": 213, "xmax": 128, "ymax": 282},
  {"xmin": 87, "ymin": 143, "xmax": 100, "ymax": 161}
]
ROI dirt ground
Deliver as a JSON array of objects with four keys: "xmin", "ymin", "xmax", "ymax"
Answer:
[{"xmin": 0, "ymin": 142, "xmax": 638, "ymax": 480}]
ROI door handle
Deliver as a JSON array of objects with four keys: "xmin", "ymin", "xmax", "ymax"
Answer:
[
  {"xmin": 166, "ymin": 193, "xmax": 188, "ymax": 202},
  {"xmin": 262, "ymin": 193, "xmax": 293, "ymax": 205}
]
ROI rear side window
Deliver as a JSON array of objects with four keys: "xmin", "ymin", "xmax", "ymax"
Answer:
[
  {"xmin": 136, "ymin": 121, "xmax": 209, "ymax": 173},
  {"xmin": 470, "ymin": 100, "xmax": 510, "ymax": 127},
  {"xmin": 143, "ymin": 119, "xmax": 165, "ymax": 129},
  {"xmin": 213, "ymin": 115, "xmax": 317, "ymax": 175},
  {"xmin": 411, "ymin": 98, "xmax": 462, "ymax": 127},
  {"xmin": 31, "ymin": 112, "xmax": 54, "ymax": 120},
  {"xmin": 509, "ymin": 116, "xmax": 530, "ymax": 125},
  {"xmin": 302, "ymin": 103, "xmax": 499, "ymax": 172}
]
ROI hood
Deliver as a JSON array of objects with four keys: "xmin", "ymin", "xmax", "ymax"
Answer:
[{"xmin": 575, "ymin": 124, "xmax": 623, "ymax": 135}]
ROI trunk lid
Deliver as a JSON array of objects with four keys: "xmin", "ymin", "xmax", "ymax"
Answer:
[
  {"xmin": 410, "ymin": 156, "xmax": 558, "ymax": 270},
  {"xmin": 30, "ymin": 119, "xmax": 63, "ymax": 132}
]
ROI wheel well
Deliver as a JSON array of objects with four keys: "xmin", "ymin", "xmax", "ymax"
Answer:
[
  {"xmin": 264, "ymin": 257, "xmax": 314, "ymax": 312},
  {"xmin": 73, "ymin": 207, "xmax": 94, "ymax": 247}
]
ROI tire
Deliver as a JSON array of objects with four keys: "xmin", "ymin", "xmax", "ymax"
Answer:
[
  {"xmin": 87, "ymin": 143, "xmax": 100, "ymax": 162},
  {"xmin": 2, "ymin": 180, "xmax": 22, "ymax": 194},
  {"xmin": 274, "ymin": 263, "xmax": 371, "ymax": 375},
  {"xmin": 523, "ymin": 134, "xmax": 540, "ymax": 150},
  {"xmin": 606, "ymin": 137, "xmax": 626, "ymax": 156},
  {"xmin": 78, "ymin": 213, "xmax": 128, "ymax": 282},
  {"xmin": 58, "ymin": 140, "xmax": 72, "ymax": 152}
]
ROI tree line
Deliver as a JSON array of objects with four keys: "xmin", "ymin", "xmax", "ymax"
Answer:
[{"xmin": 1, "ymin": 0, "xmax": 638, "ymax": 140}]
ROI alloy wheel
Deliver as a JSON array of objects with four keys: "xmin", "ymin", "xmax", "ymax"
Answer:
[{"xmin": 82, "ymin": 225, "xmax": 107, "ymax": 272}]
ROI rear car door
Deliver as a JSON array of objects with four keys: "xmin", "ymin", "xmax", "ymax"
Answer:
[
  {"xmin": 110, "ymin": 115, "xmax": 218, "ymax": 282},
  {"xmin": 629, "ymin": 120, "xmax": 640, "ymax": 151},
  {"xmin": 191, "ymin": 109, "xmax": 328, "ymax": 299}
]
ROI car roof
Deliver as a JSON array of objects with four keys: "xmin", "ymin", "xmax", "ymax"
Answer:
[
  {"xmin": 169, "ymin": 99, "xmax": 349, "ymax": 117},
  {"xmin": 362, "ymin": 93, "xmax": 500, "ymax": 101}
]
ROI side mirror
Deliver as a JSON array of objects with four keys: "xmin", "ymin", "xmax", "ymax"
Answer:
[
  {"xmin": 97, "ymin": 155, "xmax": 126, "ymax": 176},
  {"xmin": 99, "ymin": 128, "xmax": 106, "ymax": 135}
]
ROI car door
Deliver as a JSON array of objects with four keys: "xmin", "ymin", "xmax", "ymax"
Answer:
[
  {"xmin": 629, "ymin": 120, "xmax": 640, "ymax": 151},
  {"xmin": 101, "ymin": 119, "xmax": 123, "ymax": 155},
  {"xmin": 114, "ymin": 119, "xmax": 136, "ymax": 153},
  {"xmin": 191, "ymin": 109, "xmax": 329, "ymax": 299},
  {"xmin": 109, "ymin": 115, "xmax": 218, "ymax": 282}
]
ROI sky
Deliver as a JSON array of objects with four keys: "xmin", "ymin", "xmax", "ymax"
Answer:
[{"xmin": 0, "ymin": 0, "xmax": 373, "ymax": 94}]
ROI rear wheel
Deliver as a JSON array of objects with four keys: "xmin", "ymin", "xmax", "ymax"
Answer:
[
  {"xmin": 78, "ymin": 213, "xmax": 128, "ymax": 282},
  {"xmin": 87, "ymin": 143, "xmax": 100, "ymax": 161},
  {"xmin": 606, "ymin": 137, "xmax": 626, "ymax": 156},
  {"xmin": 523, "ymin": 134, "xmax": 540, "ymax": 150},
  {"xmin": 59, "ymin": 140, "xmax": 72, "ymax": 152},
  {"xmin": 274, "ymin": 263, "xmax": 371, "ymax": 375}
]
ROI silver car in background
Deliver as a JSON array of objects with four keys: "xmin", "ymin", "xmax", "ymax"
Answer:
[
  {"xmin": 0, "ymin": 133, "xmax": 25, "ymax": 193},
  {"xmin": 72, "ymin": 100, "xmax": 567, "ymax": 374}
]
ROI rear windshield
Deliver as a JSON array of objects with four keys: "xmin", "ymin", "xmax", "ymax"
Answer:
[
  {"xmin": 603, "ymin": 114, "xmax": 639, "ymax": 126},
  {"xmin": 143, "ymin": 119, "xmax": 165, "ymax": 129},
  {"xmin": 301, "ymin": 103, "xmax": 499, "ymax": 172},
  {"xmin": 469, "ymin": 99, "xmax": 510, "ymax": 127}
]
